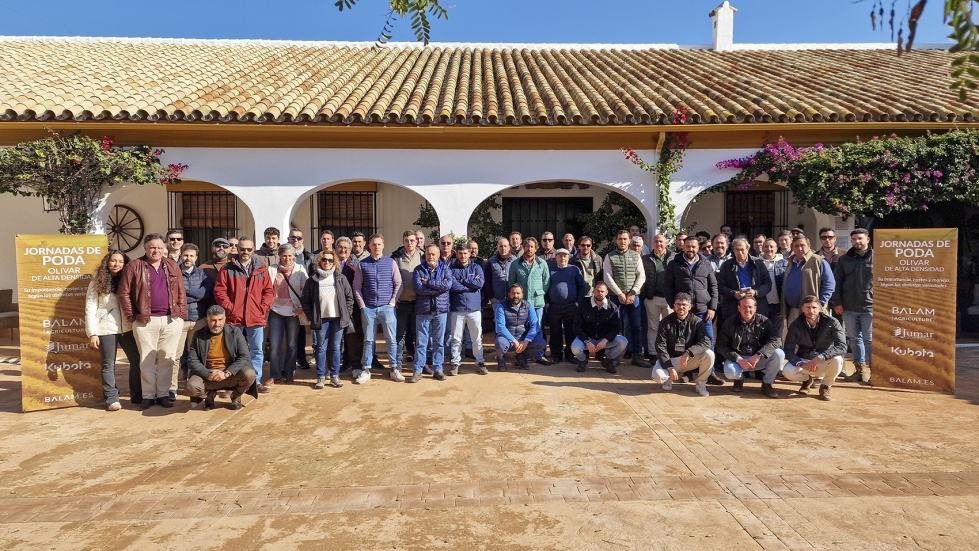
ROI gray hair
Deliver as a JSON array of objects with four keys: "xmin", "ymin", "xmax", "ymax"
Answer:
[
  {"xmin": 206, "ymin": 305, "xmax": 226, "ymax": 317},
  {"xmin": 731, "ymin": 237, "xmax": 750, "ymax": 250},
  {"xmin": 335, "ymin": 236, "xmax": 352, "ymax": 247},
  {"xmin": 277, "ymin": 243, "xmax": 296, "ymax": 256}
]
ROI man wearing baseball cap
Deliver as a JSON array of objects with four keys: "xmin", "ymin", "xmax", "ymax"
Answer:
[{"xmin": 546, "ymin": 248, "xmax": 586, "ymax": 364}]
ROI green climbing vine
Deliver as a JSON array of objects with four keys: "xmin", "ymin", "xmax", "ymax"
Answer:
[{"xmin": 622, "ymin": 108, "xmax": 690, "ymax": 241}]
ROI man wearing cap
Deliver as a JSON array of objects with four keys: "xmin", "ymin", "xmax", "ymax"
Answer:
[
  {"xmin": 200, "ymin": 237, "xmax": 232, "ymax": 282},
  {"xmin": 546, "ymin": 248, "xmax": 586, "ymax": 364}
]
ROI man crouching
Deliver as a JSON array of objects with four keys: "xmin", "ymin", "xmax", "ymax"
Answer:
[
  {"xmin": 652, "ymin": 292, "xmax": 713, "ymax": 396},
  {"xmin": 187, "ymin": 305, "xmax": 258, "ymax": 410},
  {"xmin": 782, "ymin": 294, "xmax": 847, "ymax": 401}
]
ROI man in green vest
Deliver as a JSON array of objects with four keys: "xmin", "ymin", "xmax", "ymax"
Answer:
[{"xmin": 603, "ymin": 230, "xmax": 651, "ymax": 367}]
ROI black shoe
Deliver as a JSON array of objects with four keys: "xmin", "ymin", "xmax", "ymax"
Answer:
[
  {"xmin": 552, "ymin": 354, "xmax": 563, "ymax": 364},
  {"xmin": 498, "ymin": 363, "xmax": 508, "ymax": 372},
  {"xmin": 157, "ymin": 396, "xmax": 174, "ymax": 408},
  {"xmin": 298, "ymin": 363, "xmax": 311, "ymax": 370},
  {"xmin": 168, "ymin": 390, "xmax": 177, "ymax": 401},
  {"xmin": 339, "ymin": 364, "xmax": 352, "ymax": 373},
  {"xmin": 140, "ymin": 398, "xmax": 155, "ymax": 410},
  {"xmin": 605, "ymin": 363, "xmax": 617, "ymax": 374},
  {"xmin": 623, "ymin": 351, "xmax": 633, "ymax": 360},
  {"xmin": 761, "ymin": 382, "xmax": 779, "ymax": 399},
  {"xmin": 732, "ymin": 379, "xmax": 744, "ymax": 393},
  {"xmin": 204, "ymin": 391, "xmax": 217, "ymax": 411},
  {"xmin": 516, "ymin": 359, "xmax": 530, "ymax": 370},
  {"xmin": 630, "ymin": 356, "xmax": 651, "ymax": 368},
  {"xmin": 706, "ymin": 373, "xmax": 725, "ymax": 386},
  {"xmin": 536, "ymin": 357, "xmax": 552, "ymax": 366},
  {"xmin": 576, "ymin": 360, "xmax": 587, "ymax": 372}
]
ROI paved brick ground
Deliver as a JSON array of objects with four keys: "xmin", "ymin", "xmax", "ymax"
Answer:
[{"xmin": 2, "ymin": 471, "xmax": 977, "ymax": 524}]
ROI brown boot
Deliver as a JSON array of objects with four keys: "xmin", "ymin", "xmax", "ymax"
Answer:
[
  {"xmin": 859, "ymin": 364, "xmax": 871, "ymax": 384},
  {"xmin": 798, "ymin": 378, "xmax": 813, "ymax": 395},
  {"xmin": 843, "ymin": 363, "xmax": 862, "ymax": 383},
  {"xmin": 818, "ymin": 384, "xmax": 832, "ymax": 401}
]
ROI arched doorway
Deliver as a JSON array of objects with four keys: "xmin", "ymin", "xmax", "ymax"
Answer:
[
  {"xmin": 289, "ymin": 180, "xmax": 439, "ymax": 248},
  {"xmin": 467, "ymin": 180, "xmax": 653, "ymax": 255},
  {"xmin": 163, "ymin": 180, "xmax": 256, "ymax": 251}
]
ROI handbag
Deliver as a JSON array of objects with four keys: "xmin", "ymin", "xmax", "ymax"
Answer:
[{"xmin": 284, "ymin": 275, "xmax": 310, "ymax": 326}]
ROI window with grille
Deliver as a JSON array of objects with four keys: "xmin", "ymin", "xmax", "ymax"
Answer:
[
  {"xmin": 315, "ymin": 191, "xmax": 377, "ymax": 239},
  {"xmin": 167, "ymin": 191, "xmax": 239, "ymax": 250},
  {"xmin": 724, "ymin": 190, "xmax": 788, "ymax": 239}
]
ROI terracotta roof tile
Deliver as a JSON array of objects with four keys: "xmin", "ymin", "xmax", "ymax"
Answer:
[{"xmin": 0, "ymin": 38, "xmax": 975, "ymax": 126}]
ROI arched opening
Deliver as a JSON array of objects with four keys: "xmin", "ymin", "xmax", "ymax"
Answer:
[
  {"xmin": 466, "ymin": 180, "xmax": 653, "ymax": 255},
  {"xmin": 680, "ymin": 180, "xmax": 817, "ymax": 242},
  {"xmin": 289, "ymin": 180, "xmax": 440, "ymax": 249},
  {"xmin": 160, "ymin": 180, "xmax": 256, "ymax": 252}
]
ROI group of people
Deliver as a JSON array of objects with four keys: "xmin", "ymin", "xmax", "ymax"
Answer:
[{"xmin": 84, "ymin": 221, "xmax": 873, "ymax": 411}]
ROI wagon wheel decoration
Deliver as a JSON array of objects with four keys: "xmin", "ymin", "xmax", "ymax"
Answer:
[{"xmin": 106, "ymin": 204, "xmax": 144, "ymax": 253}]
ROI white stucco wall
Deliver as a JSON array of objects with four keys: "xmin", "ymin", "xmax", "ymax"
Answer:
[{"xmin": 1, "ymin": 146, "xmax": 765, "ymax": 302}]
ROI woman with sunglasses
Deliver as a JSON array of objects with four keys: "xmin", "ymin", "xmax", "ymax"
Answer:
[
  {"xmin": 85, "ymin": 250, "xmax": 142, "ymax": 410},
  {"xmin": 301, "ymin": 250, "xmax": 355, "ymax": 388}
]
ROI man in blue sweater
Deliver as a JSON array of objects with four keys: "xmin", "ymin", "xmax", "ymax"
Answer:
[
  {"xmin": 494, "ymin": 284, "xmax": 546, "ymax": 371},
  {"xmin": 449, "ymin": 243, "xmax": 486, "ymax": 374},
  {"xmin": 547, "ymin": 249, "xmax": 586, "ymax": 363}
]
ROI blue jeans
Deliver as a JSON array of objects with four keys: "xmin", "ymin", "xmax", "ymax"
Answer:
[
  {"xmin": 268, "ymin": 311, "xmax": 300, "ymax": 380},
  {"xmin": 612, "ymin": 295, "xmax": 642, "ymax": 353},
  {"xmin": 722, "ymin": 349, "xmax": 785, "ymax": 384},
  {"xmin": 234, "ymin": 325, "xmax": 265, "ymax": 383},
  {"xmin": 571, "ymin": 336, "xmax": 628, "ymax": 361},
  {"xmin": 495, "ymin": 334, "xmax": 547, "ymax": 365},
  {"xmin": 313, "ymin": 318, "xmax": 344, "ymax": 377},
  {"xmin": 842, "ymin": 311, "xmax": 873, "ymax": 365},
  {"xmin": 695, "ymin": 312, "xmax": 715, "ymax": 345},
  {"xmin": 414, "ymin": 312, "xmax": 447, "ymax": 373},
  {"xmin": 362, "ymin": 305, "xmax": 397, "ymax": 369}
]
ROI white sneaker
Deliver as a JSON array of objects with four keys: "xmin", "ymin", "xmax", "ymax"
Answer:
[
  {"xmin": 107, "ymin": 402, "xmax": 121, "ymax": 411},
  {"xmin": 390, "ymin": 367, "xmax": 405, "ymax": 382},
  {"xmin": 695, "ymin": 382, "xmax": 709, "ymax": 397},
  {"xmin": 352, "ymin": 369, "xmax": 363, "ymax": 381},
  {"xmin": 355, "ymin": 369, "xmax": 371, "ymax": 384},
  {"xmin": 662, "ymin": 380, "xmax": 673, "ymax": 391}
]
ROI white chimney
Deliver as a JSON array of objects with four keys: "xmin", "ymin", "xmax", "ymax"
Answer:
[{"xmin": 710, "ymin": 1, "xmax": 737, "ymax": 51}]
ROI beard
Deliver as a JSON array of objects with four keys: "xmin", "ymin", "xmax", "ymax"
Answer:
[
  {"xmin": 510, "ymin": 298, "xmax": 522, "ymax": 307},
  {"xmin": 684, "ymin": 251, "xmax": 697, "ymax": 261},
  {"xmin": 213, "ymin": 250, "xmax": 228, "ymax": 260}
]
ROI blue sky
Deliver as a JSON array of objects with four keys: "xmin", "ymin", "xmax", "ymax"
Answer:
[{"xmin": 0, "ymin": 0, "xmax": 953, "ymax": 45}]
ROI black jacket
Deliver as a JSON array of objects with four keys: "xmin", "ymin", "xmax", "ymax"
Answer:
[
  {"xmin": 831, "ymin": 248, "xmax": 873, "ymax": 312},
  {"xmin": 572, "ymin": 300, "xmax": 622, "ymax": 342},
  {"xmin": 663, "ymin": 254, "xmax": 718, "ymax": 314},
  {"xmin": 640, "ymin": 251, "xmax": 670, "ymax": 300},
  {"xmin": 716, "ymin": 257, "xmax": 773, "ymax": 317},
  {"xmin": 715, "ymin": 313, "xmax": 782, "ymax": 361},
  {"xmin": 188, "ymin": 324, "xmax": 258, "ymax": 398},
  {"xmin": 654, "ymin": 313, "xmax": 712, "ymax": 366},
  {"xmin": 300, "ymin": 271, "xmax": 355, "ymax": 330},
  {"xmin": 784, "ymin": 313, "xmax": 848, "ymax": 365}
]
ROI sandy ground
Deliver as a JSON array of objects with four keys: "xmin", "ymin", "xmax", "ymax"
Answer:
[{"xmin": 1, "ymin": 337, "xmax": 978, "ymax": 550}]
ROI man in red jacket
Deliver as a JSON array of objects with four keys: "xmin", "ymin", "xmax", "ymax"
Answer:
[
  {"xmin": 118, "ymin": 233, "xmax": 188, "ymax": 410},
  {"xmin": 214, "ymin": 237, "xmax": 275, "ymax": 393}
]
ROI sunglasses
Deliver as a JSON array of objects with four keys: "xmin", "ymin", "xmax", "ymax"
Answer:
[
  {"xmin": 239, "ymin": 247, "xmax": 254, "ymax": 252},
  {"xmin": 820, "ymin": 235, "xmax": 835, "ymax": 240},
  {"xmin": 321, "ymin": 258, "xmax": 335, "ymax": 263},
  {"xmin": 214, "ymin": 244, "xmax": 230, "ymax": 249},
  {"xmin": 168, "ymin": 237, "xmax": 183, "ymax": 241},
  {"xmin": 288, "ymin": 236, "xmax": 303, "ymax": 241},
  {"xmin": 541, "ymin": 238, "xmax": 554, "ymax": 241},
  {"xmin": 440, "ymin": 242, "xmax": 453, "ymax": 246}
]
